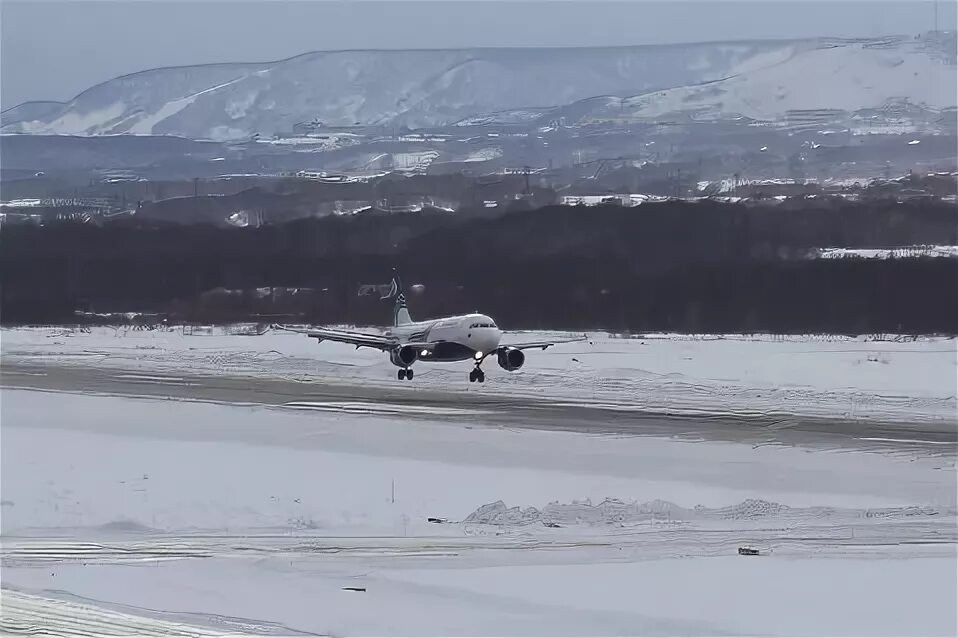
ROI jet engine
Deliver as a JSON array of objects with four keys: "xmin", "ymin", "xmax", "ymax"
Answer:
[
  {"xmin": 390, "ymin": 344, "xmax": 418, "ymax": 368},
  {"xmin": 497, "ymin": 347, "xmax": 525, "ymax": 371}
]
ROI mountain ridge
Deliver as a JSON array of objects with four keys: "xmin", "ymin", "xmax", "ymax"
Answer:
[
  {"xmin": 3, "ymin": 33, "xmax": 954, "ymax": 141},
  {"xmin": 2, "ymin": 38, "xmax": 820, "ymax": 116}
]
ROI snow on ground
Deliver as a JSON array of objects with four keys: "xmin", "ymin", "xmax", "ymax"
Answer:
[
  {"xmin": 811, "ymin": 245, "xmax": 958, "ymax": 259},
  {"xmin": 462, "ymin": 146, "xmax": 503, "ymax": 162},
  {"xmin": 2, "ymin": 326, "xmax": 955, "ymax": 424},
  {"xmin": 380, "ymin": 557, "xmax": 956, "ymax": 637},
  {"xmin": 391, "ymin": 150, "xmax": 440, "ymax": 171},
  {"xmin": 2, "ymin": 388, "xmax": 955, "ymax": 635},
  {"xmin": 5, "ymin": 390, "xmax": 954, "ymax": 535},
  {"xmin": 2, "ymin": 326, "xmax": 955, "ymax": 632},
  {"xmin": 5, "ymin": 552, "xmax": 953, "ymax": 636},
  {"xmin": 257, "ymin": 133, "xmax": 360, "ymax": 150},
  {"xmin": 0, "ymin": 199, "xmax": 44, "ymax": 207}
]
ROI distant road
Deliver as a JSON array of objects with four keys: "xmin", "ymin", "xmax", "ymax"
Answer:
[{"xmin": 2, "ymin": 360, "xmax": 955, "ymax": 454}]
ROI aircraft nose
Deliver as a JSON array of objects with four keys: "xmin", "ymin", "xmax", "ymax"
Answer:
[
  {"xmin": 484, "ymin": 329, "xmax": 502, "ymax": 352},
  {"xmin": 469, "ymin": 327, "xmax": 501, "ymax": 358}
]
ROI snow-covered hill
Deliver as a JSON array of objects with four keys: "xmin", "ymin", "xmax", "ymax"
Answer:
[
  {"xmin": 2, "ymin": 34, "xmax": 954, "ymax": 141},
  {"xmin": 609, "ymin": 35, "xmax": 956, "ymax": 124}
]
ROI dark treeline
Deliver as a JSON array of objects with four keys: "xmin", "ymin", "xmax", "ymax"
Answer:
[{"xmin": 2, "ymin": 199, "xmax": 956, "ymax": 333}]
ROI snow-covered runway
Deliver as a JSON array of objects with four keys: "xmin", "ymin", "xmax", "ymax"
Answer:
[
  {"xmin": 3, "ymin": 326, "xmax": 955, "ymax": 424},
  {"xmin": 1, "ymin": 327, "xmax": 956, "ymax": 635}
]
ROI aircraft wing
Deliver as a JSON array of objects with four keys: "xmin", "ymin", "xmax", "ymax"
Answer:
[
  {"xmin": 497, "ymin": 334, "xmax": 589, "ymax": 352},
  {"xmin": 307, "ymin": 328, "xmax": 397, "ymax": 351}
]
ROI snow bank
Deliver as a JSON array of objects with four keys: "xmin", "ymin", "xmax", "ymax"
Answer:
[{"xmin": 462, "ymin": 497, "xmax": 952, "ymax": 528}]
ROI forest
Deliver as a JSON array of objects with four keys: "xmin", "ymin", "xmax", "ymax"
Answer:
[{"xmin": 2, "ymin": 199, "xmax": 956, "ymax": 333}]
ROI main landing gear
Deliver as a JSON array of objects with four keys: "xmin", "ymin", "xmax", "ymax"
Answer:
[
  {"xmin": 398, "ymin": 368, "xmax": 414, "ymax": 381},
  {"xmin": 469, "ymin": 367, "xmax": 485, "ymax": 383}
]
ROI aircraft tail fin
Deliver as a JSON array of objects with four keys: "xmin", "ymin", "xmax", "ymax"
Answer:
[{"xmin": 381, "ymin": 269, "xmax": 412, "ymax": 326}]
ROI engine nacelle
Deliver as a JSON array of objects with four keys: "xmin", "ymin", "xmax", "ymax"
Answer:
[
  {"xmin": 390, "ymin": 344, "xmax": 418, "ymax": 368},
  {"xmin": 497, "ymin": 347, "xmax": 525, "ymax": 371}
]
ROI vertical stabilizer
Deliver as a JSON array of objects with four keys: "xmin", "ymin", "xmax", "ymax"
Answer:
[{"xmin": 381, "ymin": 269, "xmax": 413, "ymax": 326}]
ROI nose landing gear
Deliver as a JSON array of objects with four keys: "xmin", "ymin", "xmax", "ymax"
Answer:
[
  {"xmin": 398, "ymin": 368, "xmax": 414, "ymax": 381},
  {"xmin": 469, "ymin": 367, "xmax": 485, "ymax": 383}
]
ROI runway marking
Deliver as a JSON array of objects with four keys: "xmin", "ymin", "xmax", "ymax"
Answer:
[
  {"xmin": 858, "ymin": 437, "xmax": 955, "ymax": 446},
  {"xmin": 13, "ymin": 351, "xmax": 110, "ymax": 359},
  {"xmin": 282, "ymin": 401, "xmax": 490, "ymax": 417},
  {"xmin": 113, "ymin": 374, "xmax": 193, "ymax": 385},
  {"xmin": 548, "ymin": 402, "xmax": 647, "ymax": 411}
]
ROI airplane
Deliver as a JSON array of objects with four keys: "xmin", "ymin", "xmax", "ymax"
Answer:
[{"xmin": 308, "ymin": 270, "xmax": 570, "ymax": 382}]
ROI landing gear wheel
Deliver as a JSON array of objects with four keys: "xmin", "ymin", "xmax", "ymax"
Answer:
[
  {"xmin": 406, "ymin": 369, "xmax": 414, "ymax": 380},
  {"xmin": 476, "ymin": 370, "xmax": 485, "ymax": 383},
  {"xmin": 469, "ymin": 369, "xmax": 477, "ymax": 383},
  {"xmin": 398, "ymin": 369, "xmax": 407, "ymax": 380}
]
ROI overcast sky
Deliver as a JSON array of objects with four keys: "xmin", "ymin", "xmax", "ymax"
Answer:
[{"xmin": 2, "ymin": 0, "xmax": 954, "ymax": 109}]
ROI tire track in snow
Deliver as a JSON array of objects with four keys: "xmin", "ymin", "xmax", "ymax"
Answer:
[{"xmin": 0, "ymin": 588, "xmax": 230, "ymax": 636}]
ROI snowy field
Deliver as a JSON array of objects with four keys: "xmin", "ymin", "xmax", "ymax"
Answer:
[
  {"xmin": 2, "ymin": 389, "xmax": 956, "ymax": 636},
  {"xmin": 2, "ymin": 326, "xmax": 956, "ymax": 635},
  {"xmin": 2, "ymin": 325, "xmax": 955, "ymax": 424}
]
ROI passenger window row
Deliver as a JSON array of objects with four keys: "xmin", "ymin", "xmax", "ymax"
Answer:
[{"xmin": 469, "ymin": 322, "xmax": 497, "ymax": 329}]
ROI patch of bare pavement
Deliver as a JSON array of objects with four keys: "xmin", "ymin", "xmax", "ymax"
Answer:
[{"xmin": 2, "ymin": 360, "xmax": 955, "ymax": 455}]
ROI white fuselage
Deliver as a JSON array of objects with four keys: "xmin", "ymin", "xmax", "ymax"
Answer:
[{"xmin": 386, "ymin": 313, "xmax": 502, "ymax": 362}]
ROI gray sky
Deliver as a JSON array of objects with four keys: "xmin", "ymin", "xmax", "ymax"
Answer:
[{"xmin": 2, "ymin": 0, "xmax": 955, "ymax": 109}]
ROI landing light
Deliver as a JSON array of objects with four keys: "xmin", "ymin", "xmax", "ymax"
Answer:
[
  {"xmin": 421, "ymin": 349, "xmax": 429, "ymax": 356},
  {"xmin": 474, "ymin": 351, "xmax": 483, "ymax": 360}
]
